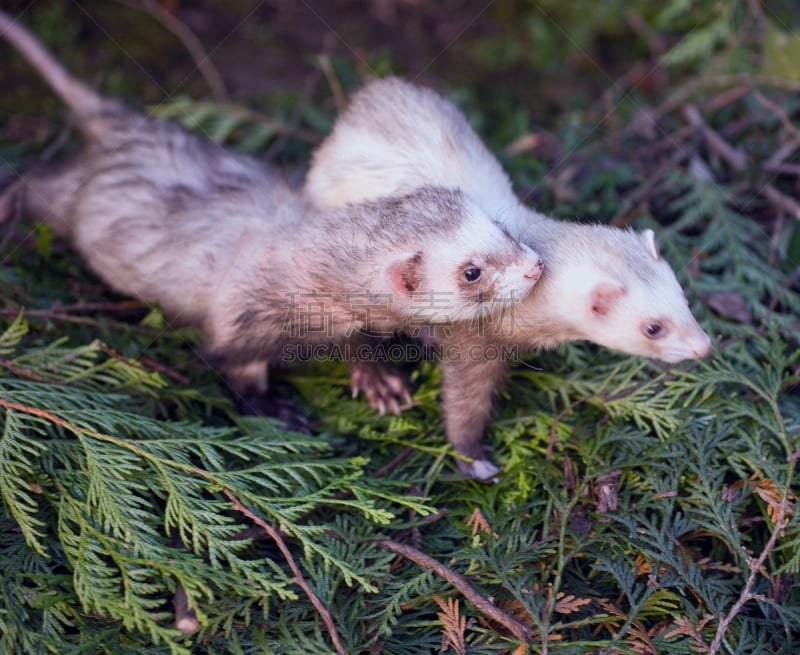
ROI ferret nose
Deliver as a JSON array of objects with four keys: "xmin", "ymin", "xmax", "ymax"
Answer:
[
  {"xmin": 525, "ymin": 257, "xmax": 544, "ymax": 280},
  {"xmin": 692, "ymin": 332, "xmax": 712, "ymax": 358}
]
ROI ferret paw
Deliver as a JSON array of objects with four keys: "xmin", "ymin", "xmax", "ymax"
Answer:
[
  {"xmin": 235, "ymin": 394, "xmax": 310, "ymax": 434},
  {"xmin": 457, "ymin": 458, "xmax": 501, "ymax": 483},
  {"xmin": 350, "ymin": 362, "xmax": 412, "ymax": 415}
]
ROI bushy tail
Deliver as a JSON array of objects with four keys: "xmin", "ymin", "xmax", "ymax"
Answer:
[{"xmin": 0, "ymin": 9, "xmax": 106, "ymax": 119}]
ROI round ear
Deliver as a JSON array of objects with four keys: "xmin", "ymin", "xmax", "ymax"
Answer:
[
  {"xmin": 384, "ymin": 251, "xmax": 423, "ymax": 298},
  {"xmin": 642, "ymin": 229, "xmax": 661, "ymax": 261},
  {"xmin": 590, "ymin": 282, "xmax": 625, "ymax": 317}
]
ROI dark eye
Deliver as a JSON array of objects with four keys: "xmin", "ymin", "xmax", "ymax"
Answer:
[
  {"xmin": 463, "ymin": 267, "xmax": 482, "ymax": 283},
  {"xmin": 644, "ymin": 323, "xmax": 663, "ymax": 339}
]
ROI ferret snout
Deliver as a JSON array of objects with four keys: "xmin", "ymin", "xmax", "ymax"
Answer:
[
  {"xmin": 690, "ymin": 330, "xmax": 712, "ymax": 359},
  {"xmin": 524, "ymin": 257, "xmax": 544, "ymax": 280}
]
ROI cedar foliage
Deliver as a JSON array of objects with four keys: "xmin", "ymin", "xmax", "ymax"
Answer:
[{"xmin": 1, "ymin": 1, "xmax": 800, "ymax": 653}]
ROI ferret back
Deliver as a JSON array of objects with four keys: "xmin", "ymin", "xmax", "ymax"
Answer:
[{"xmin": 306, "ymin": 77, "xmax": 519, "ymax": 219}]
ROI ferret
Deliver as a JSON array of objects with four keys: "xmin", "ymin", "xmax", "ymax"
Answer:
[
  {"xmin": 0, "ymin": 11, "xmax": 544, "ymax": 403},
  {"xmin": 305, "ymin": 76, "xmax": 712, "ymax": 478}
]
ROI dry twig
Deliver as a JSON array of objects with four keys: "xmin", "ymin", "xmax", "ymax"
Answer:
[
  {"xmin": 377, "ymin": 538, "xmax": 532, "ymax": 643},
  {"xmin": 223, "ymin": 489, "xmax": 347, "ymax": 655},
  {"xmin": 682, "ymin": 104, "xmax": 746, "ymax": 172},
  {"xmin": 117, "ymin": 0, "xmax": 229, "ymax": 101},
  {"xmin": 707, "ymin": 500, "xmax": 791, "ymax": 653}
]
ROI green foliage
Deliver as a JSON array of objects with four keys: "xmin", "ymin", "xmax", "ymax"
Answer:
[
  {"xmin": 0, "ymin": 321, "xmax": 438, "ymax": 654},
  {"xmin": 2, "ymin": 2, "xmax": 800, "ymax": 653}
]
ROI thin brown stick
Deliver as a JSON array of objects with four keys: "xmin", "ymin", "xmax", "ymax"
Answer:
[
  {"xmin": 223, "ymin": 488, "xmax": 347, "ymax": 655},
  {"xmin": 611, "ymin": 143, "xmax": 692, "ymax": 226},
  {"xmin": 0, "ymin": 359, "xmax": 46, "ymax": 381},
  {"xmin": 767, "ymin": 210, "xmax": 786, "ymax": 267},
  {"xmin": 682, "ymin": 104, "xmax": 746, "ymax": 172},
  {"xmin": 0, "ymin": 310, "xmax": 101, "ymax": 327},
  {"xmin": 377, "ymin": 538, "xmax": 532, "ymax": 643},
  {"xmin": 318, "ymin": 52, "xmax": 346, "ymax": 114},
  {"xmin": 0, "ymin": 308, "xmax": 159, "ymax": 334},
  {"xmin": 46, "ymin": 300, "xmax": 146, "ymax": 313},
  {"xmin": 117, "ymin": 0, "xmax": 229, "ymax": 101},
  {"xmin": 137, "ymin": 354, "xmax": 191, "ymax": 384},
  {"xmin": 371, "ymin": 446, "xmax": 414, "ymax": 478},
  {"xmin": 265, "ymin": 64, "xmax": 324, "ymax": 161},
  {"xmin": 95, "ymin": 341, "xmax": 190, "ymax": 385},
  {"xmin": 548, "ymin": 395, "xmax": 592, "ymax": 461},
  {"xmin": 0, "ymin": 181, "xmax": 24, "ymax": 255},
  {"xmin": 762, "ymin": 185, "xmax": 800, "ymax": 220},
  {"xmin": 681, "ymin": 104, "xmax": 800, "ymax": 221},
  {"xmin": 751, "ymin": 90, "xmax": 800, "ymax": 141},
  {"xmin": 763, "ymin": 162, "xmax": 800, "ymax": 177},
  {"xmin": 707, "ymin": 502, "xmax": 790, "ymax": 653}
]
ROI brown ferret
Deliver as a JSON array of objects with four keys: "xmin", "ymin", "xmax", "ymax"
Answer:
[
  {"xmin": 305, "ymin": 76, "xmax": 712, "ymax": 478},
  {"xmin": 0, "ymin": 12, "xmax": 544, "ymax": 405}
]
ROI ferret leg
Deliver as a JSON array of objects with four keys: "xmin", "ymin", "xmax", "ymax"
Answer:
[
  {"xmin": 225, "ymin": 360, "xmax": 310, "ymax": 433},
  {"xmin": 225, "ymin": 360, "xmax": 269, "ymax": 396},
  {"xmin": 349, "ymin": 359, "xmax": 412, "ymax": 415},
  {"xmin": 440, "ymin": 353, "xmax": 508, "ymax": 480}
]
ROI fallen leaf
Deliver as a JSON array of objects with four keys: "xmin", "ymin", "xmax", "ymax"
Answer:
[{"xmin": 702, "ymin": 290, "xmax": 752, "ymax": 323}]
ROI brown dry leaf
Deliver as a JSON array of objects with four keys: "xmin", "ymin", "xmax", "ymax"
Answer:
[
  {"xmin": 504, "ymin": 132, "xmax": 540, "ymax": 156},
  {"xmin": 702, "ymin": 290, "xmax": 752, "ymax": 323},
  {"xmin": 465, "ymin": 507, "xmax": 497, "ymax": 539},
  {"xmin": 752, "ymin": 475, "xmax": 796, "ymax": 526},
  {"xmin": 695, "ymin": 557, "xmax": 741, "ymax": 574},
  {"xmin": 553, "ymin": 592, "xmax": 593, "ymax": 615},
  {"xmin": 594, "ymin": 469, "xmax": 622, "ymax": 512},
  {"xmin": 511, "ymin": 643, "xmax": 528, "ymax": 655},
  {"xmin": 593, "ymin": 597, "xmax": 625, "ymax": 637},
  {"xmin": 495, "ymin": 598, "xmax": 535, "ymax": 624},
  {"xmin": 626, "ymin": 618, "xmax": 659, "ymax": 655},
  {"xmin": 635, "ymin": 552, "xmax": 660, "ymax": 576},
  {"xmin": 433, "ymin": 595, "xmax": 467, "ymax": 655},
  {"xmin": 663, "ymin": 614, "xmax": 713, "ymax": 653}
]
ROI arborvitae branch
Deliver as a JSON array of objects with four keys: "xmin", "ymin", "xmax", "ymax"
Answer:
[{"xmin": 223, "ymin": 488, "xmax": 347, "ymax": 655}]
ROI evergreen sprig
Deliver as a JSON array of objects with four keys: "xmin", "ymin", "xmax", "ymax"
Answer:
[{"xmin": 2, "ymin": 3, "xmax": 800, "ymax": 651}]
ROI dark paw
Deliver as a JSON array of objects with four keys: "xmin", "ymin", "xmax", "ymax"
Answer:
[{"xmin": 235, "ymin": 394, "xmax": 310, "ymax": 434}]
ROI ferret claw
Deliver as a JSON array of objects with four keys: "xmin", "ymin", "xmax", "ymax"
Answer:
[
  {"xmin": 349, "ymin": 361, "xmax": 413, "ymax": 416},
  {"xmin": 458, "ymin": 458, "xmax": 501, "ymax": 483}
]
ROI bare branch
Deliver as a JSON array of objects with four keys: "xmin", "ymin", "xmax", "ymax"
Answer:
[
  {"xmin": 223, "ymin": 489, "xmax": 347, "ymax": 655},
  {"xmin": 117, "ymin": 0, "xmax": 229, "ymax": 101},
  {"xmin": 682, "ymin": 104, "xmax": 746, "ymax": 172},
  {"xmin": 377, "ymin": 538, "xmax": 532, "ymax": 643}
]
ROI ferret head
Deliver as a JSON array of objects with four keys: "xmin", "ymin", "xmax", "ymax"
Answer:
[
  {"xmin": 377, "ymin": 190, "xmax": 544, "ymax": 322},
  {"xmin": 550, "ymin": 227, "xmax": 711, "ymax": 363}
]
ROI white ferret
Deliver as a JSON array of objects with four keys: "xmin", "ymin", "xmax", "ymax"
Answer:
[
  {"xmin": 305, "ymin": 76, "xmax": 711, "ymax": 478},
  {"xmin": 0, "ymin": 12, "xmax": 543, "ymax": 403}
]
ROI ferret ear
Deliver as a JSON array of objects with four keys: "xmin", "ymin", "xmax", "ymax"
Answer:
[
  {"xmin": 590, "ymin": 283, "xmax": 624, "ymax": 317},
  {"xmin": 384, "ymin": 251, "xmax": 424, "ymax": 298},
  {"xmin": 642, "ymin": 229, "xmax": 661, "ymax": 261}
]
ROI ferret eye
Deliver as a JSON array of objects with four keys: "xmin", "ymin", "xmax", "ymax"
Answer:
[
  {"xmin": 644, "ymin": 323, "xmax": 664, "ymax": 339},
  {"xmin": 463, "ymin": 267, "xmax": 482, "ymax": 283}
]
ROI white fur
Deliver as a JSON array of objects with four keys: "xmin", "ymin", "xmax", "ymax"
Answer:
[
  {"xmin": 306, "ymin": 77, "xmax": 518, "ymax": 217},
  {"xmin": 460, "ymin": 459, "xmax": 501, "ymax": 481},
  {"xmin": 306, "ymin": 76, "xmax": 711, "ymax": 364}
]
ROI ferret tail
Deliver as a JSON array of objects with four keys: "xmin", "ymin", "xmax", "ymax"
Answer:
[{"xmin": 0, "ymin": 9, "xmax": 106, "ymax": 120}]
